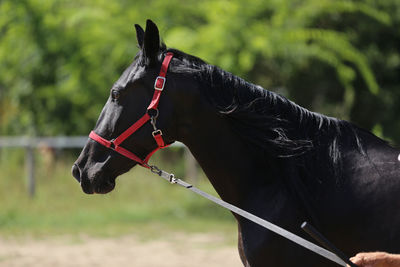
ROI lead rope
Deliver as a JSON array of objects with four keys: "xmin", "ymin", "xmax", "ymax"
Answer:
[{"xmin": 144, "ymin": 164, "xmax": 348, "ymax": 267}]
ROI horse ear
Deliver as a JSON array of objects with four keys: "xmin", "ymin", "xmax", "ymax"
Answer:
[
  {"xmin": 143, "ymin": 19, "xmax": 160, "ymax": 65},
  {"xmin": 134, "ymin": 24, "xmax": 144, "ymax": 48}
]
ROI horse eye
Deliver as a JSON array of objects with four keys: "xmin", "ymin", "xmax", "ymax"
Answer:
[{"xmin": 111, "ymin": 90, "xmax": 120, "ymax": 100}]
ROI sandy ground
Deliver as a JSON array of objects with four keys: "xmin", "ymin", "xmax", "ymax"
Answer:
[{"xmin": 0, "ymin": 233, "xmax": 242, "ymax": 267}]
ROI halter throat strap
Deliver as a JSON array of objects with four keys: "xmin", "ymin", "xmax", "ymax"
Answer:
[{"xmin": 89, "ymin": 52, "xmax": 174, "ymax": 167}]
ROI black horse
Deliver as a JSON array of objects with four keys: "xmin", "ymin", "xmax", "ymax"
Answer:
[{"xmin": 72, "ymin": 20, "xmax": 400, "ymax": 266}]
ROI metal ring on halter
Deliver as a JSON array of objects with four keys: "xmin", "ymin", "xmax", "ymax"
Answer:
[{"xmin": 147, "ymin": 108, "xmax": 159, "ymax": 119}]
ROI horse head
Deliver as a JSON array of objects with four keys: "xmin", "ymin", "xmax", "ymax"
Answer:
[{"xmin": 72, "ymin": 20, "xmax": 200, "ymax": 194}]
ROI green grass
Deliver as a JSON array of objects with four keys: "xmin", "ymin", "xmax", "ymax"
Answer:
[{"xmin": 0, "ymin": 148, "xmax": 237, "ymax": 241}]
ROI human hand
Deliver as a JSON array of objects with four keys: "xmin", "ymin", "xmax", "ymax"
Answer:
[{"xmin": 348, "ymin": 252, "xmax": 400, "ymax": 267}]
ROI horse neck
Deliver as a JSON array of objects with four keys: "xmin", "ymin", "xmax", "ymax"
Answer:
[
  {"xmin": 180, "ymin": 115, "xmax": 266, "ymax": 206},
  {"xmin": 174, "ymin": 88, "xmax": 277, "ymax": 207},
  {"xmin": 171, "ymin": 64, "xmax": 325, "ymax": 209}
]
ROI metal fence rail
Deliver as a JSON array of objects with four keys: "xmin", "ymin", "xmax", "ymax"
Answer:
[
  {"xmin": 0, "ymin": 136, "xmax": 185, "ymax": 148},
  {"xmin": 0, "ymin": 136, "xmax": 192, "ymax": 197}
]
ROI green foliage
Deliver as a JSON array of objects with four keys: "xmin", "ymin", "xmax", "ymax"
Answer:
[
  {"xmin": 0, "ymin": 0, "xmax": 137, "ymax": 135},
  {"xmin": 0, "ymin": 0, "xmax": 399, "ymax": 143}
]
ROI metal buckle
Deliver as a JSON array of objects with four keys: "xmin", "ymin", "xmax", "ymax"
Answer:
[
  {"xmin": 154, "ymin": 76, "xmax": 166, "ymax": 91},
  {"xmin": 150, "ymin": 165, "xmax": 162, "ymax": 176},
  {"xmin": 152, "ymin": 129, "xmax": 162, "ymax": 137},
  {"xmin": 169, "ymin": 173, "xmax": 177, "ymax": 184},
  {"xmin": 109, "ymin": 140, "xmax": 116, "ymax": 150}
]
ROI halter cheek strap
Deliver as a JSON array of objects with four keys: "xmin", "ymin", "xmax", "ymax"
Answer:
[{"xmin": 89, "ymin": 52, "xmax": 174, "ymax": 168}]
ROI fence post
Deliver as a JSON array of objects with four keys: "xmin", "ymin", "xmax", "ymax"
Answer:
[
  {"xmin": 184, "ymin": 147, "xmax": 198, "ymax": 184},
  {"xmin": 26, "ymin": 145, "xmax": 35, "ymax": 197}
]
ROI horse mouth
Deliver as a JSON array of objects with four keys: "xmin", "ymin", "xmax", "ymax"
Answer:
[{"xmin": 80, "ymin": 176, "xmax": 116, "ymax": 194}]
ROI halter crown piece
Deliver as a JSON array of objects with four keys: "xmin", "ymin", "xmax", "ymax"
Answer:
[{"xmin": 88, "ymin": 52, "xmax": 174, "ymax": 168}]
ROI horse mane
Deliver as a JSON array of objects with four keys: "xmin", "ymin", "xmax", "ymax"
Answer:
[{"xmin": 161, "ymin": 46, "xmax": 367, "ymax": 179}]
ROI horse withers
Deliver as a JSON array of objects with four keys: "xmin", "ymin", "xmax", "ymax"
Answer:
[{"xmin": 72, "ymin": 20, "xmax": 400, "ymax": 266}]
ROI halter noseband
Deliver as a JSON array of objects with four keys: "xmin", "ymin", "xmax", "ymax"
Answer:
[{"xmin": 88, "ymin": 52, "xmax": 174, "ymax": 168}]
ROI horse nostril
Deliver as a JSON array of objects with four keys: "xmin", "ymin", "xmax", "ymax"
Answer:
[{"xmin": 72, "ymin": 164, "xmax": 81, "ymax": 183}]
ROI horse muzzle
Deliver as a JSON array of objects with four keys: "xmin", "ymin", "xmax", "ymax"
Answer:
[
  {"xmin": 72, "ymin": 164, "xmax": 81, "ymax": 183},
  {"xmin": 71, "ymin": 163, "xmax": 116, "ymax": 194}
]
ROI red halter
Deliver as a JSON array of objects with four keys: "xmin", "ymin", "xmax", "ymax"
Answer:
[{"xmin": 89, "ymin": 52, "xmax": 174, "ymax": 168}]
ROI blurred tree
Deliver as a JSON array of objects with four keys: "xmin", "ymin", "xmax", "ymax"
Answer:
[
  {"xmin": 163, "ymin": 0, "xmax": 392, "ymax": 120},
  {"xmin": 0, "ymin": 0, "xmax": 141, "ymax": 135},
  {"xmin": 0, "ymin": 0, "xmax": 399, "ymax": 144}
]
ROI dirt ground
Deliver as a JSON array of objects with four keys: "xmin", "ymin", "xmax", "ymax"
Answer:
[{"xmin": 0, "ymin": 233, "xmax": 242, "ymax": 267}]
